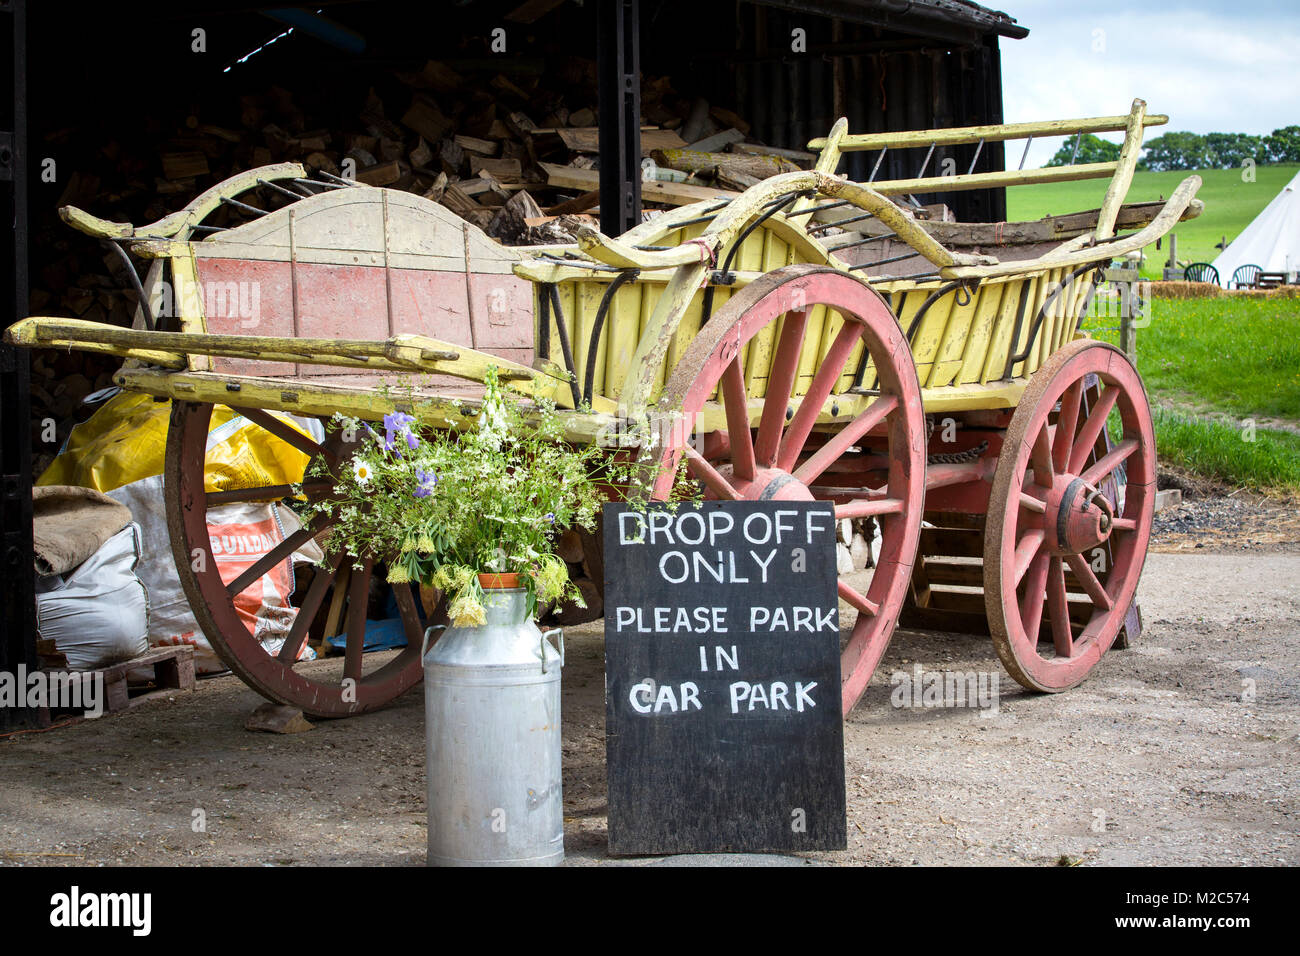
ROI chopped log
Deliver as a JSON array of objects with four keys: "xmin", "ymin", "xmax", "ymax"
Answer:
[
  {"xmin": 491, "ymin": 74, "xmax": 533, "ymax": 102},
  {"xmin": 161, "ymin": 152, "xmax": 209, "ymax": 180},
  {"xmin": 438, "ymin": 182, "xmax": 482, "ymax": 218},
  {"xmin": 438, "ymin": 137, "xmax": 466, "ymax": 176},
  {"xmin": 245, "ymin": 702, "xmax": 313, "ymax": 734},
  {"xmin": 345, "ymin": 146, "xmax": 377, "ymax": 169},
  {"xmin": 651, "ymin": 148, "xmax": 799, "ymax": 184},
  {"xmin": 408, "ymin": 137, "xmax": 434, "ymax": 169},
  {"xmin": 401, "ymin": 96, "xmax": 453, "ymax": 143},
  {"xmin": 198, "ymin": 123, "xmax": 244, "ymax": 144},
  {"xmin": 454, "ymin": 133, "xmax": 498, "ymax": 156},
  {"xmin": 547, "ymin": 189, "xmax": 600, "ymax": 215},
  {"xmin": 469, "ymin": 156, "xmax": 522, "ymax": 182},
  {"xmin": 356, "ymin": 161, "xmax": 403, "ymax": 186},
  {"xmin": 305, "ymin": 151, "xmax": 339, "ymax": 175},
  {"xmin": 395, "ymin": 60, "xmax": 463, "ymax": 94},
  {"xmin": 567, "ymin": 107, "xmax": 596, "ymax": 128},
  {"xmin": 541, "ymin": 162, "xmax": 738, "ymax": 206},
  {"xmin": 730, "ymin": 141, "xmax": 817, "ymax": 164},
  {"xmin": 556, "ymin": 126, "xmax": 686, "ymax": 156},
  {"xmin": 687, "ymin": 128, "xmax": 745, "ymax": 152},
  {"xmin": 487, "ymin": 188, "xmax": 545, "ymax": 244},
  {"xmin": 505, "ymin": 110, "xmax": 538, "ymax": 138}
]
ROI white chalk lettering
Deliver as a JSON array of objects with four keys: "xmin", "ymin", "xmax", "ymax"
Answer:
[
  {"xmin": 619, "ymin": 512, "xmax": 646, "ymax": 544},
  {"xmin": 630, "ymin": 681, "xmax": 655, "ymax": 713},
  {"xmin": 805, "ymin": 509, "xmax": 832, "ymax": 542}
]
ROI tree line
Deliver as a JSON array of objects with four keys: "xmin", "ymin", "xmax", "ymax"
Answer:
[{"xmin": 1043, "ymin": 127, "xmax": 1300, "ymax": 170}]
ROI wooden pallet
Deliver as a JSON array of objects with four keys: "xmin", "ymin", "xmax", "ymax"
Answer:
[
  {"xmin": 37, "ymin": 644, "xmax": 196, "ymax": 715},
  {"xmin": 899, "ymin": 516, "xmax": 1142, "ymax": 647}
]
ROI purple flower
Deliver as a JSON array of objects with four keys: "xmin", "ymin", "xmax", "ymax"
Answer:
[
  {"xmin": 544, "ymin": 512, "xmax": 555, "ymax": 525},
  {"xmin": 383, "ymin": 412, "xmax": 417, "ymax": 454},
  {"xmin": 414, "ymin": 468, "xmax": 438, "ymax": 499}
]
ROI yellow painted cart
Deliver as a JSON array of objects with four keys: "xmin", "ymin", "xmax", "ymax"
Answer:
[{"xmin": 8, "ymin": 99, "xmax": 1200, "ymax": 717}]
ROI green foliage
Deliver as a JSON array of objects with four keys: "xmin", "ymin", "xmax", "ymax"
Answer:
[
  {"xmin": 1007, "ymin": 163, "xmax": 1300, "ymax": 280},
  {"xmin": 1137, "ymin": 130, "xmax": 1283, "ymax": 172},
  {"xmin": 1044, "ymin": 133, "xmax": 1121, "ymax": 167},
  {"xmin": 1151, "ymin": 411, "xmax": 1300, "ymax": 493},
  {"xmin": 1139, "ymin": 131, "xmax": 1212, "ymax": 171},
  {"xmin": 1264, "ymin": 126, "xmax": 1300, "ymax": 164},
  {"xmin": 1085, "ymin": 295, "xmax": 1300, "ymax": 492},
  {"xmin": 300, "ymin": 369, "xmax": 683, "ymax": 626},
  {"xmin": 1084, "ymin": 293, "xmax": 1300, "ymax": 422}
]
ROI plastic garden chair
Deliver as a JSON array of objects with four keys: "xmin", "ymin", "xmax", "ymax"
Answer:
[
  {"xmin": 1184, "ymin": 262, "xmax": 1220, "ymax": 285},
  {"xmin": 1230, "ymin": 264, "xmax": 1262, "ymax": 289}
]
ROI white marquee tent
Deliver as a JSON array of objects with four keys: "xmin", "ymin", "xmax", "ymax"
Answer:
[{"xmin": 1211, "ymin": 169, "xmax": 1300, "ymax": 287}]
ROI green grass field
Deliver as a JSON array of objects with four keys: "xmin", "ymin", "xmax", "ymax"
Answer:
[
  {"xmin": 1007, "ymin": 164, "xmax": 1300, "ymax": 281},
  {"xmin": 1083, "ymin": 295, "xmax": 1300, "ymax": 492}
]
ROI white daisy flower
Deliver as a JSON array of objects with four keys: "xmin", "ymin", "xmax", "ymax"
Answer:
[{"xmin": 352, "ymin": 458, "xmax": 374, "ymax": 485}]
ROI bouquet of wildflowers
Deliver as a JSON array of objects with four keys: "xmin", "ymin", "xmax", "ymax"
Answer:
[{"xmin": 301, "ymin": 369, "xmax": 617, "ymax": 627}]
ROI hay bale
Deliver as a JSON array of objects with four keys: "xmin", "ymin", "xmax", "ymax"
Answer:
[{"xmin": 1146, "ymin": 281, "xmax": 1224, "ymax": 299}]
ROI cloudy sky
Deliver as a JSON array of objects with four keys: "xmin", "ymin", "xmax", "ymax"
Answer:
[{"xmin": 999, "ymin": 0, "xmax": 1300, "ymax": 167}]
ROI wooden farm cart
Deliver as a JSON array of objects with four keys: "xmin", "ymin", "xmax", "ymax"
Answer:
[{"xmin": 8, "ymin": 99, "xmax": 1202, "ymax": 719}]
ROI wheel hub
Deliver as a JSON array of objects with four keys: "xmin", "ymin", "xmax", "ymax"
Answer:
[
  {"xmin": 1045, "ymin": 475, "xmax": 1113, "ymax": 556},
  {"xmin": 719, "ymin": 465, "xmax": 815, "ymax": 501}
]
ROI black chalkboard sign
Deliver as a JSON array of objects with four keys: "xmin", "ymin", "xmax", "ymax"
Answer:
[{"xmin": 603, "ymin": 500, "xmax": 846, "ymax": 856}]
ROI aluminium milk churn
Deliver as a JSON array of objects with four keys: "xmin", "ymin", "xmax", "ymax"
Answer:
[{"xmin": 423, "ymin": 586, "xmax": 564, "ymax": 866}]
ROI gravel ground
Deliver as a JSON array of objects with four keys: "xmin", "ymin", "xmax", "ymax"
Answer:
[{"xmin": 1, "ymin": 502, "xmax": 1297, "ymax": 867}]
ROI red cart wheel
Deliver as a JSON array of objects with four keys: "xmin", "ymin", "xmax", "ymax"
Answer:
[
  {"xmin": 166, "ymin": 400, "xmax": 427, "ymax": 717},
  {"xmin": 653, "ymin": 265, "xmax": 926, "ymax": 716},
  {"xmin": 985, "ymin": 339, "xmax": 1155, "ymax": 692}
]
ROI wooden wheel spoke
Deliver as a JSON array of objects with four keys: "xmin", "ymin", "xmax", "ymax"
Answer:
[
  {"xmin": 225, "ymin": 523, "xmax": 322, "ymax": 597},
  {"xmin": 1068, "ymin": 386, "xmax": 1120, "ymax": 474},
  {"xmin": 835, "ymin": 497, "xmax": 903, "ymax": 520},
  {"xmin": 1053, "ymin": 379, "xmax": 1084, "ymax": 473},
  {"xmin": 1066, "ymin": 552, "xmax": 1113, "ymax": 612},
  {"xmin": 1019, "ymin": 553, "xmax": 1050, "ymax": 649},
  {"xmin": 986, "ymin": 341, "xmax": 1156, "ymax": 693},
  {"xmin": 794, "ymin": 394, "xmax": 898, "ymax": 486},
  {"xmin": 1012, "ymin": 527, "xmax": 1046, "ymax": 586},
  {"xmin": 1029, "ymin": 424, "xmax": 1055, "ymax": 487},
  {"xmin": 230, "ymin": 406, "xmax": 338, "ymax": 467},
  {"xmin": 392, "ymin": 580, "xmax": 425, "ymax": 646},
  {"xmin": 1018, "ymin": 490, "xmax": 1047, "ymax": 514},
  {"xmin": 1081, "ymin": 437, "xmax": 1138, "ymax": 488},
  {"xmin": 684, "ymin": 447, "xmax": 741, "ymax": 500},
  {"xmin": 207, "ymin": 479, "xmax": 333, "ymax": 506},
  {"xmin": 343, "ymin": 560, "xmax": 374, "ymax": 684},
  {"xmin": 277, "ymin": 552, "xmax": 344, "ymax": 663},
  {"xmin": 838, "ymin": 579, "xmax": 879, "ymax": 617},
  {"xmin": 754, "ymin": 309, "xmax": 809, "ymax": 467},
  {"xmin": 777, "ymin": 322, "xmax": 861, "ymax": 472},
  {"xmin": 170, "ymin": 400, "xmax": 427, "ymax": 718},
  {"xmin": 720, "ymin": 357, "xmax": 756, "ymax": 482},
  {"xmin": 1046, "ymin": 558, "xmax": 1073, "ymax": 657}
]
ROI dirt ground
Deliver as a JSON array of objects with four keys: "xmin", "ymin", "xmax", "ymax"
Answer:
[{"xmin": 2, "ymin": 510, "xmax": 1298, "ymax": 866}]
